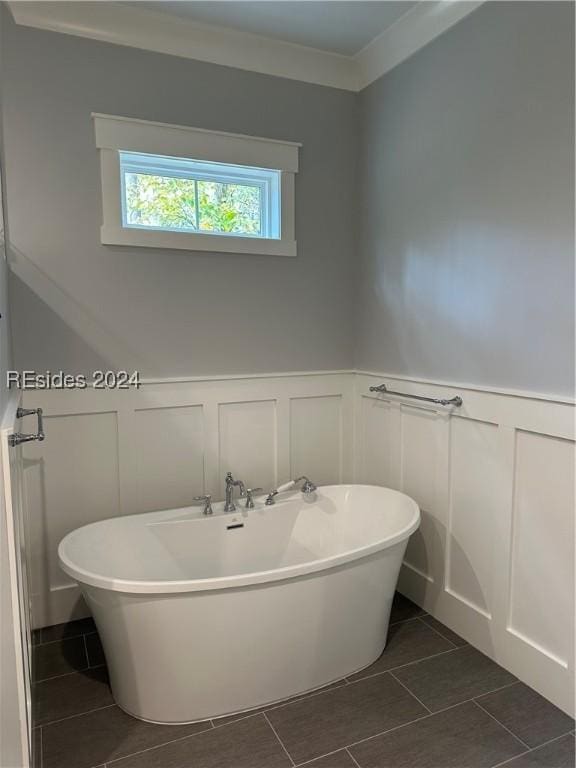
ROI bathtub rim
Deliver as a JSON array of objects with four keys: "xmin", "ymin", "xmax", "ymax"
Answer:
[{"xmin": 58, "ymin": 484, "xmax": 420, "ymax": 595}]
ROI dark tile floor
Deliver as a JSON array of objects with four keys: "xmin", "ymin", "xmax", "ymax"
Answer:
[{"xmin": 32, "ymin": 594, "xmax": 575, "ymax": 768}]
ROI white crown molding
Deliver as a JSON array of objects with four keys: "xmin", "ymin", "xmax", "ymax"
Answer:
[
  {"xmin": 7, "ymin": 1, "xmax": 359, "ymax": 91},
  {"xmin": 8, "ymin": 1, "xmax": 484, "ymax": 92},
  {"xmin": 355, "ymin": 1, "xmax": 485, "ymax": 90}
]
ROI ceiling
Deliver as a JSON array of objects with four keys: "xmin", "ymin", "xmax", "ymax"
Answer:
[
  {"xmin": 138, "ymin": 1, "xmax": 419, "ymax": 56},
  {"xmin": 11, "ymin": 1, "xmax": 483, "ymax": 91}
]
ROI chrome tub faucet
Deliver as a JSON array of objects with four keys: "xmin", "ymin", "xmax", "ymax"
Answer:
[
  {"xmin": 265, "ymin": 476, "xmax": 317, "ymax": 506},
  {"xmin": 224, "ymin": 472, "xmax": 246, "ymax": 512}
]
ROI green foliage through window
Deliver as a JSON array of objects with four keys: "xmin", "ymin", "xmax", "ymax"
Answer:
[{"xmin": 124, "ymin": 172, "xmax": 262, "ymax": 235}]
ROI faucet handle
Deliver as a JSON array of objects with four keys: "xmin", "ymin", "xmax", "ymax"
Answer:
[
  {"xmin": 193, "ymin": 494, "xmax": 213, "ymax": 515},
  {"xmin": 244, "ymin": 488, "xmax": 263, "ymax": 509}
]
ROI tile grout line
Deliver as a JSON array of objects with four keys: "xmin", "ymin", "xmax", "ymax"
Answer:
[
  {"xmin": 83, "ymin": 634, "xmax": 90, "ymax": 669},
  {"xmin": 38, "ymin": 655, "xmax": 519, "ymax": 734},
  {"xmin": 388, "ymin": 670, "xmax": 432, "ymax": 714},
  {"xmin": 39, "ymin": 703, "xmax": 117, "ymax": 728},
  {"xmin": 388, "ymin": 614, "xmax": 426, "ymax": 627},
  {"xmin": 35, "ymin": 666, "xmax": 91, "ymax": 684},
  {"xmin": 346, "ymin": 747, "xmax": 362, "ymax": 767},
  {"xmin": 431, "ymin": 681, "xmax": 520, "ymax": 717},
  {"xmin": 489, "ymin": 730, "xmax": 576, "ymax": 768},
  {"xmin": 490, "ymin": 747, "xmax": 532, "ymax": 767},
  {"xmin": 263, "ymin": 712, "xmax": 296, "ymax": 766},
  {"xmin": 260, "ymin": 682, "xmax": 351, "ymax": 713},
  {"xmin": 346, "ymin": 645, "xmax": 461, "ymax": 685},
  {"xmin": 293, "ymin": 747, "xmax": 353, "ymax": 767},
  {"xmin": 35, "ymin": 664, "xmax": 106, "ymax": 684},
  {"xmin": 36, "ymin": 618, "xmax": 574, "ymax": 768},
  {"xmin": 64, "ymin": 684, "xmax": 535, "ymax": 768},
  {"xmin": 346, "ymin": 643, "xmax": 521, "ymax": 696},
  {"xmin": 34, "ymin": 630, "xmax": 97, "ymax": 649},
  {"xmin": 345, "ymin": 709, "xmax": 433, "ymax": 752},
  {"xmin": 415, "ymin": 616, "xmax": 458, "ymax": 648},
  {"xmin": 103, "ymin": 721, "xmax": 215, "ymax": 767},
  {"xmin": 37, "ymin": 646, "xmax": 521, "ymax": 710},
  {"xmin": 38, "ymin": 616, "xmax": 440, "ymax": 686},
  {"xmin": 42, "ymin": 672, "xmax": 343, "ymax": 736},
  {"xmin": 36, "ymin": 623, "xmax": 559, "ymax": 768},
  {"xmin": 211, "ymin": 682, "xmax": 349, "ymax": 728},
  {"xmin": 338, "ymin": 681, "xmax": 525, "ymax": 756},
  {"xmin": 472, "ymin": 699, "xmax": 531, "ymax": 750}
]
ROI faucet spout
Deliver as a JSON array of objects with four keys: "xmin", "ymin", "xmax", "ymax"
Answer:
[{"xmin": 224, "ymin": 472, "xmax": 246, "ymax": 513}]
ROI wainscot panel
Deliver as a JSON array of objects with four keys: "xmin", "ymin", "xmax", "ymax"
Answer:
[
  {"xmin": 354, "ymin": 372, "xmax": 575, "ymax": 716},
  {"xmin": 22, "ymin": 372, "xmax": 354, "ymax": 628},
  {"xmin": 22, "ymin": 370, "xmax": 574, "ymax": 716}
]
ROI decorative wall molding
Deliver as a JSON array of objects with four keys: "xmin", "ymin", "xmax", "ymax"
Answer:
[
  {"xmin": 20, "ymin": 369, "xmax": 575, "ymax": 716},
  {"xmin": 8, "ymin": 1, "xmax": 484, "ymax": 92},
  {"xmin": 22, "ymin": 372, "xmax": 355, "ymax": 627},
  {"xmin": 354, "ymin": 371, "xmax": 574, "ymax": 716},
  {"xmin": 139, "ymin": 370, "xmax": 352, "ymax": 385}
]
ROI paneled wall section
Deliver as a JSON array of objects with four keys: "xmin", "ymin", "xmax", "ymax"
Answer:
[
  {"xmin": 22, "ymin": 370, "xmax": 574, "ymax": 715},
  {"xmin": 22, "ymin": 373, "xmax": 353, "ymax": 627},
  {"xmin": 354, "ymin": 372, "xmax": 574, "ymax": 716}
]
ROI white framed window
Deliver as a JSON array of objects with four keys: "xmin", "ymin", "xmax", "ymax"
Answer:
[
  {"xmin": 93, "ymin": 114, "xmax": 299, "ymax": 256},
  {"xmin": 120, "ymin": 152, "xmax": 281, "ymax": 240}
]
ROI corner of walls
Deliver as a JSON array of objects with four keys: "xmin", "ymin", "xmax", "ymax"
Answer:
[{"xmin": 354, "ymin": 0, "xmax": 575, "ymax": 400}]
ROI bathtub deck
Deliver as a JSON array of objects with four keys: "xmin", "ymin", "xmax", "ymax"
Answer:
[{"xmin": 32, "ymin": 593, "xmax": 574, "ymax": 768}]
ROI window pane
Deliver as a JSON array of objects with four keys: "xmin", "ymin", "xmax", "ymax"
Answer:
[
  {"xmin": 198, "ymin": 181, "xmax": 261, "ymax": 235},
  {"xmin": 124, "ymin": 173, "xmax": 197, "ymax": 230}
]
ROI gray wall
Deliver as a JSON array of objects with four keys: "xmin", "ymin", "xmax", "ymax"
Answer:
[
  {"xmin": 356, "ymin": 2, "xmax": 575, "ymax": 396},
  {"xmin": 0, "ymin": 8, "xmax": 13, "ymax": 416},
  {"xmin": 2, "ymin": 3, "xmax": 574, "ymax": 396},
  {"xmin": 0, "ymin": 188, "xmax": 12, "ymax": 417},
  {"xmin": 1, "ymin": 12, "xmax": 358, "ymax": 377}
]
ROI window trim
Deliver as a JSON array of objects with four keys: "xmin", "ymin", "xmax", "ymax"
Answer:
[{"xmin": 93, "ymin": 113, "xmax": 299, "ymax": 257}]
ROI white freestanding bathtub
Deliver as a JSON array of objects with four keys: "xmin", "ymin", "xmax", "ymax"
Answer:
[{"xmin": 59, "ymin": 484, "xmax": 420, "ymax": 723}]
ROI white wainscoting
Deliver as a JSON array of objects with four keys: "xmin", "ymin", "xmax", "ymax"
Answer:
[
  {"xmin": 22, "ymin": 372, "xmax": 353, "ymax": 629},
  {"xmin": 354, "ymin": 372, "xmax": 575, "ymax": 716},
  {"xmin": 22, "ymin": 370, "xmax": 574, "ymax": 715}
]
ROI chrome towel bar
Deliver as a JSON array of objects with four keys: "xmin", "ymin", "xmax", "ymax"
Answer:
[{"xmin": 368, "ymin": 384, "xmax": 463, "ymax": 407}]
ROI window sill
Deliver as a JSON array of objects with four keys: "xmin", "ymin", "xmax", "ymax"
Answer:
[{"xmin": 101, "ymin": 225, "xmax": 297, "ymax": 257}]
